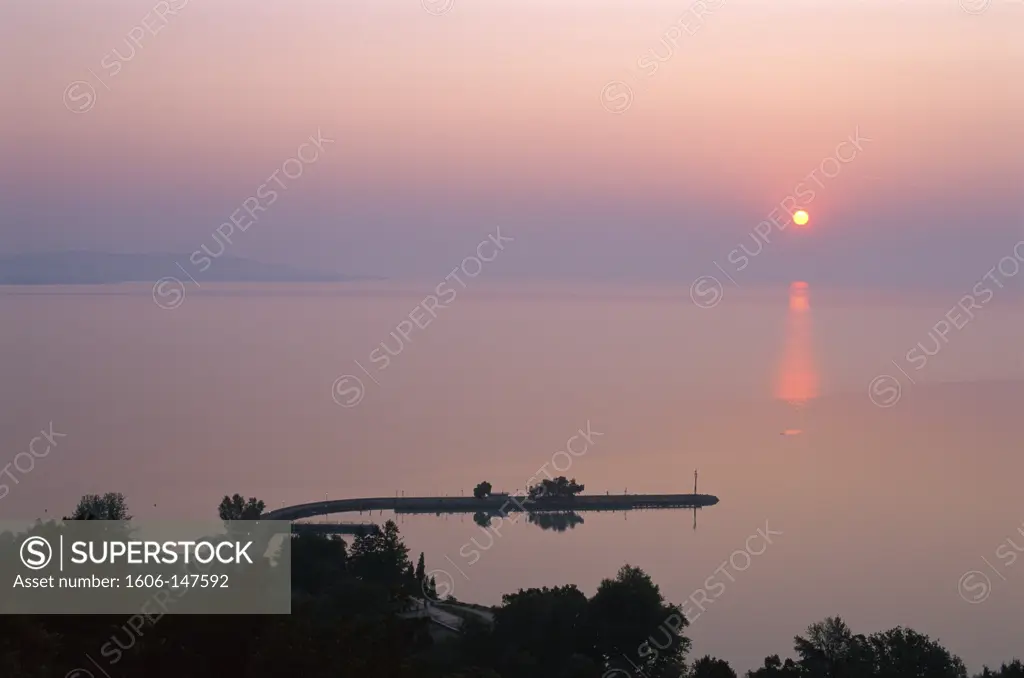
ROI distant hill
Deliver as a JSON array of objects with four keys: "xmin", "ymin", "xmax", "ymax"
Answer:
[{"xmin": 0, "ymin": 252, "xmax": 360, "ymax": 284}]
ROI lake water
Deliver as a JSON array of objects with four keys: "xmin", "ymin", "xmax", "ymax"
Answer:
[{"xmin": 2, "ymin": 280, "xmax": 1024, "ymax": 672}]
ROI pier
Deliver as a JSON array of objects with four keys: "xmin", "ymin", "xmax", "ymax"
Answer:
[
  {"xmin": 290, "ymin": 521, "xmax": 380, "ymax": 536},
  {"xmin": 266, "ymin": 492, "xmax": 719, "ymax": 522}
]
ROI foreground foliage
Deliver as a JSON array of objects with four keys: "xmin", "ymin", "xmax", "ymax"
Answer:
[{"xmin": 0, "ymin": 492, "xmax": 1019, "ymax": 678}]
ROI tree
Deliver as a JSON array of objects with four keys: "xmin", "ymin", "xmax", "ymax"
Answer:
[
  {"xmin": 527, "ymin": 476, "xmax": 585, "ymax": 501},
  {"xmin": 995, "ymin": 660, "xmax": 1024, "ymax": 677},
  {"xmin": 493, "ymin": 584, "xmax": 589, "ymax": 671},
  {"xmin": 692, "ymin": 655, "xmax": 737, "ymax": 678},
  {"xmin": 289, "ymin": 533, "xmax": 348, "ymax": 595},
  {"xmin": 218, "ymin": 494, "xmax": 265, "ymax": 521},
  {"xmin": 473, "ymin": 482, "xmax": 493, "ymax": 499},
  {"xmin": 348, "ymin": 520, "xmax": 411, "ymax": 592},
  {"xmin": 794, "ymin": 617, "xmax": 872, "ymax": 678},
  {"xmin": 747, "ymin": 655, "xmax": 802, "ymax": 678},
  {"xmin": 65, "ymin": 492, "xmax": 132, "ymax": 521},
  {"xmin": 587, "ymin": 564, "xmax": 690, "ymax": 678},
  {"xmin": 415, "ymin": 552, "xmax": 426, "ymax": 587},
  {"xmin": 976, "ymin": 660, "xmax": 1024, "ymax": 678},
  {"xmin": 404, "ymin": 563, "xmax": 416, "ymax": 596},
  {"xmin": 868, "ymin": 627, "xmax": 966, "ymax": 678}
]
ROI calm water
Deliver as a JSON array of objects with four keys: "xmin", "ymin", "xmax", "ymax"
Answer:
[{"xmin": 2, "ymin": 281, "xmax": 1024, "ymax": 671}]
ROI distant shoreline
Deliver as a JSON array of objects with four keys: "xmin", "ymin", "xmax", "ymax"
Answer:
[{"xmin": 0, "ymin": 251, "xmax": 360, "ymax": 285}]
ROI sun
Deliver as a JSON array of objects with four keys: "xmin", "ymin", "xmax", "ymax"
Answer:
[{"xmin": 793, "ymin": 210, "xmax": 810, "ymax": 227}]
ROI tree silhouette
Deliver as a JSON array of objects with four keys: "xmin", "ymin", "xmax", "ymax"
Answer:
[
  {"xmin": 492, "ymin": 584, "xmax": 589, "ymax": 672},
  {"xmin": 692, "ymin": 654, "xmax": 737, "ymax": 678},
  {"xmin": 976, "ymin": 660, "xmax": 1024, "ymax": 678},
  {"xmin": 526, "ymin": 476, "xmax": 585, "ymax": 501},
  {"xmin": 348, "ymin": 519, "xmax": 411, "ymax": 596},
  {"xmin": 588, "ymin": 564, "xmax": 690, "ymax": 678},
  {"xmin": 794, "ymin": 616, "xmax": 872, "ymax": 678},
  {"xmin": 218, "ymin": 493, "xmax": 266, "ymax": 521},
  {"xmin": 868, "ymin": 627, "xmax": 966, "ymax": 678},
  {"xmin": 473, "ymin": 482, "xmax": 493, "ymax": 499},
  {"xmin": 748, "ymin": 654, "xmax": 802, "ymax": 678},
  {"xmin": 415, "ymin": 552, "xmax": 426, "ymax": 588},
  {"xmin": 289, "ymin": 532, "xmax": 347, "ymax": 596},
  {"xmin": 64, "ymin": 492, "xmax": 132, "ymax": 521}
]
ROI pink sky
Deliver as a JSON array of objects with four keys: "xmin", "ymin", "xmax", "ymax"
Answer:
[{"xmin": 2, "ymin": 0, "xmax": 1023, "ymax": 281}]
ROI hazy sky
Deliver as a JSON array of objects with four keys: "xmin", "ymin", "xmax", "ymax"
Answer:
[{"xmin": 2, "ymin": 0, "xmax": 1023, "ymax": 286}]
